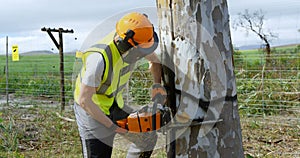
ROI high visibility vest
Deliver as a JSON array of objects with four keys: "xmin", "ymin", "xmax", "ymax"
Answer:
[{"xmin": 74, "ymin": 40, "xmax": 135, "ymax": 115}]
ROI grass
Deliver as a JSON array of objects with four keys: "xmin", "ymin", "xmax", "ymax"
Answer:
[
  {"xmin": 0, "ymin": 106, "xmax": 81, "ymax": 158},
  {"xmin": 0, "ymin": 44, "xmax": 299, "ymax": 157},
  {"xmin": 0, "ymin": 104, "xmax": 298, "ymax": 157},
  {"xmin": 0, "ymin": 105, "xmax": 168, "ymax": 157},
  {"xmin": 241, "ymin": 113, "xmax": 300, "ymax": 158}
]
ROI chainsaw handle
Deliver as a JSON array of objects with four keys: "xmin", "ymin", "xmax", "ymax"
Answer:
[
  {"xmin": 151, "ymin": 84, "xmax": 167, "ymax": 105},
  {"xmin": 152, "ymin": 93, "xmax": 165, "ymax": 105},
  {"xmin": 152, "ymin": 97, "xmax": 159, "ymax": 131}
]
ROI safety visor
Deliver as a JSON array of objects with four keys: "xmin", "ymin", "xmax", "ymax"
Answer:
[{"xmin": 134, "ymin": 31, "xmax": 159, "ymax": 55}]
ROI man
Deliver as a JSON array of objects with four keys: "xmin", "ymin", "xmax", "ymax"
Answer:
[{"xmin": 73, "ymin": 12, "xmax": 166, "ymax": 158}]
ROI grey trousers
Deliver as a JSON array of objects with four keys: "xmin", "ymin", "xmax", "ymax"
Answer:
[{"xmin": 73, "ymin": 103, "xmax": 157, "ymax": 158}]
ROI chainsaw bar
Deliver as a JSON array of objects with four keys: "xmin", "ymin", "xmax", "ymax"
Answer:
[{"xmin": 167, "ymin": 119, "xmax": 223, "ymax": 128}]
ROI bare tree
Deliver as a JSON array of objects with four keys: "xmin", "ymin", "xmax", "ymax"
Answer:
[{"xmin": 234, "ymin": 9, "xmax": 277, "ymax": 64}]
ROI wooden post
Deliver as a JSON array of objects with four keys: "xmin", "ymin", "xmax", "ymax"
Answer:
[
  {"xmin": 41, "ymin": 27, "xmax": 74, "ymax": 111},
  {"xmin": 5, "ymin": 36, "xmax": 9, "ymax": 106},
  {"xmin": 156, "ymin": 0, "xmax": 244, "ymax": 157}
]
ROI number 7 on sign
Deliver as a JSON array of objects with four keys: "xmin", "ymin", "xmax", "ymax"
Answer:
[{"xmin": 12, "ymin": 45, "xmax": 19, "ymax": 61}]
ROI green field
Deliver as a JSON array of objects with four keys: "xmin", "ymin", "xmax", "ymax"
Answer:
[
  {"xmin": 0, "ymin": 45, "xmax": 299, "ymax": 157},
  {"xmin": 235, "ymin": 44, "xmax": 300, "ymax": 67},
  {"xmin": 0, "ymin": 53, "xmax": 76, "ymax": 101}
]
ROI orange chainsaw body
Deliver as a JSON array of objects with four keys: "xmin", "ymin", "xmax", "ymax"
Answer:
[{"xmin": 117, "ymin": 111, "xmax": 161, "ymax": 132}]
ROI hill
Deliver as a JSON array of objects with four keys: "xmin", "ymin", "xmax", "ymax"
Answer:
[
  {"xmin": 20, "ymin": 50, "xmax": 76, "ymax": 56},
  {"xmin": 21, "ymin": 50, "xmax": 54, "ymax": 56},
  {"xmin": 237, "ymin": 43, "xmax": 300, "ymax": 51}
]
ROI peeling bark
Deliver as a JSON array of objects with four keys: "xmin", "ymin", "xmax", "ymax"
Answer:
[{"xmin": 156, "ymin": 0, "xmax": 244, "ymax": 157}]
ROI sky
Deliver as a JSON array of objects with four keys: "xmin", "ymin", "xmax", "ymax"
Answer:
[{"xmin": 0, "ymin": 0, "xmax": 299, "ymax": 54}]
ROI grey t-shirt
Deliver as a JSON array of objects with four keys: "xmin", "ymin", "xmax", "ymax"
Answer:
[{"xmin": 82, "ymin": 53, "xmax": 105, "ymax": 87}]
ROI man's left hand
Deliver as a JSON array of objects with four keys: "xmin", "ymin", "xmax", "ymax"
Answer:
[{"xmin": 151, "ymin": 83, "xmax": 167, "ymax": 104}]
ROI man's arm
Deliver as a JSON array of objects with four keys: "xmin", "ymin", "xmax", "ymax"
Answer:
[
  {"xmin": 145, "ymin": 53, "xmax": 162, "ymax": 84},
  {"xmin": 78, "ymin": 84, "xmax": 127, "ymax": 133},
  {"xmin": 145, "ymin": 53, "xmax": 167, "ymax": 104},
  {"xmin": 78, "ymin": 83, "xmax": 114, "ymax": 128}
]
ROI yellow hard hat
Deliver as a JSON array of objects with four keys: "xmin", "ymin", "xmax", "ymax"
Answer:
[{"xmin": 116, "ymin": 12, "xmax": 158, "ymax": 50}]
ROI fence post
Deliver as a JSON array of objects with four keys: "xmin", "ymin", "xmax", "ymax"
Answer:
[{"xmin": 5, "ymin": 36, "xmax": 9, "ymax": 106}]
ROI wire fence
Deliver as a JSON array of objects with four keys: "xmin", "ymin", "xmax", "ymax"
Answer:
[
  {"xmin": 0, "ymin": 47, "xmax": 299, "ymax": 157},
  {"xmin": 235, "ymin": 48, "xmax": 299, "ymax": 113},
  {"xmin": 234, "ymin": 47, "xmax": 299, "ymax": 157}
]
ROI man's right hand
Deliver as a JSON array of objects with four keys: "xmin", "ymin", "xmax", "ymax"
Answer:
[
  {"xmin": 151, "ymin": 83, "xmax": 167, "ymax": 104},
  {"xmin": 108, "ymin": 123, "xmax": 128, "ymax": 134},
  {"xmin": 115, "ymin": 127, "xmax": 128, "ymax": 134}
]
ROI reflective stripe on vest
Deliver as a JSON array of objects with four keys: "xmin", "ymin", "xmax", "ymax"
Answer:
[
  {"xmin": 90, "ymin": 44, "xmax": 113, "ymax": 94},
  {"xmin": 90, "ymin": 44, "xmax": 134, "ymax": 97}
]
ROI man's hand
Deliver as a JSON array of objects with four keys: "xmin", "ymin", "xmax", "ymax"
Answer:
[
  {"xmin": 115, "ymin": 127, "xmax": 128, "ymax": 134},
  {"xmin": 108, "ymin": 123, "xmax": 128, "ymax": 134},
  {"xmin": 151, "ymin": 83, "xmax": 167, "ymax": 104}
]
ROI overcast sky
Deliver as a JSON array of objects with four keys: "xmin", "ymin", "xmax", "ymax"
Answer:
[{"xmin": 0, "ymin": 0, "xmax": 299, "ymax": 54}]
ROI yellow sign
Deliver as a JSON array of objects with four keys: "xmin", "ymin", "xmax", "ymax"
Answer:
[
  {"xmin": 76, "ymin": 51, "xmax": 83, "ymax": 58},
  {"xmin": 12, "ymin": 45, "xmax": 19, "ymax": 61}
]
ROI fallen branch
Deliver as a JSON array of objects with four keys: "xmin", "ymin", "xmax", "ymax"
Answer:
[
  {"xmin": 276, "ymin": 92, "xmax": 300, "ymax": 95},
  {"xmin": 258, "ymin": 138, "xmax": 283, "ymax": 145},
  {"xmin": 55, "ymin": 112, "xmax": 75, "ymax": 122}
]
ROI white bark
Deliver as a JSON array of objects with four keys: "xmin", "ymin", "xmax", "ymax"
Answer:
[{"xmin": 156, "ymin": 0, "xmax": 244, "ymax": 157}]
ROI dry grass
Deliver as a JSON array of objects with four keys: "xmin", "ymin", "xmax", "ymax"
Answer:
[
  {"xmin": 0, "ymin": 103, "xmax": 299, "ymax": 158},
  {"xmin": 241, "ymin": 114, "xmax": 300, "ymax": 158}
]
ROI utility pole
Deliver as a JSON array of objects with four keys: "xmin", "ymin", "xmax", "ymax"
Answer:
[
  {"xmin": 156, "ymin": 0, "xmax": 244, "ymax": 157},
  {"xmin": 41, "ymin": 27, "xmax": 74, "ymax": 111}
]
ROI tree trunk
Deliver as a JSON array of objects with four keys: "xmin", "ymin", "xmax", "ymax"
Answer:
[{"xmin": 156, "ymin": 0, "xmax": 244, "ymax": 157}]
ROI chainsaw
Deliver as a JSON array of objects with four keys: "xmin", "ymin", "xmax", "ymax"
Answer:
[
  {"xmin": 116, "ymin": 93, "xmax": 224, "ymax": 133},
  {"xmin": 116, "ymin": 97, "xmax": 172, "ymax": 133}
]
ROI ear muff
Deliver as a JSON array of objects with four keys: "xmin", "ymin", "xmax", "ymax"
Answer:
[
  {"xmin": 116, "ymin": 29, "xmax": 159, "ymax": 56},
  {"xmin": 115, "ymin": 30, "xmax": 135, "ymax": 53}
]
